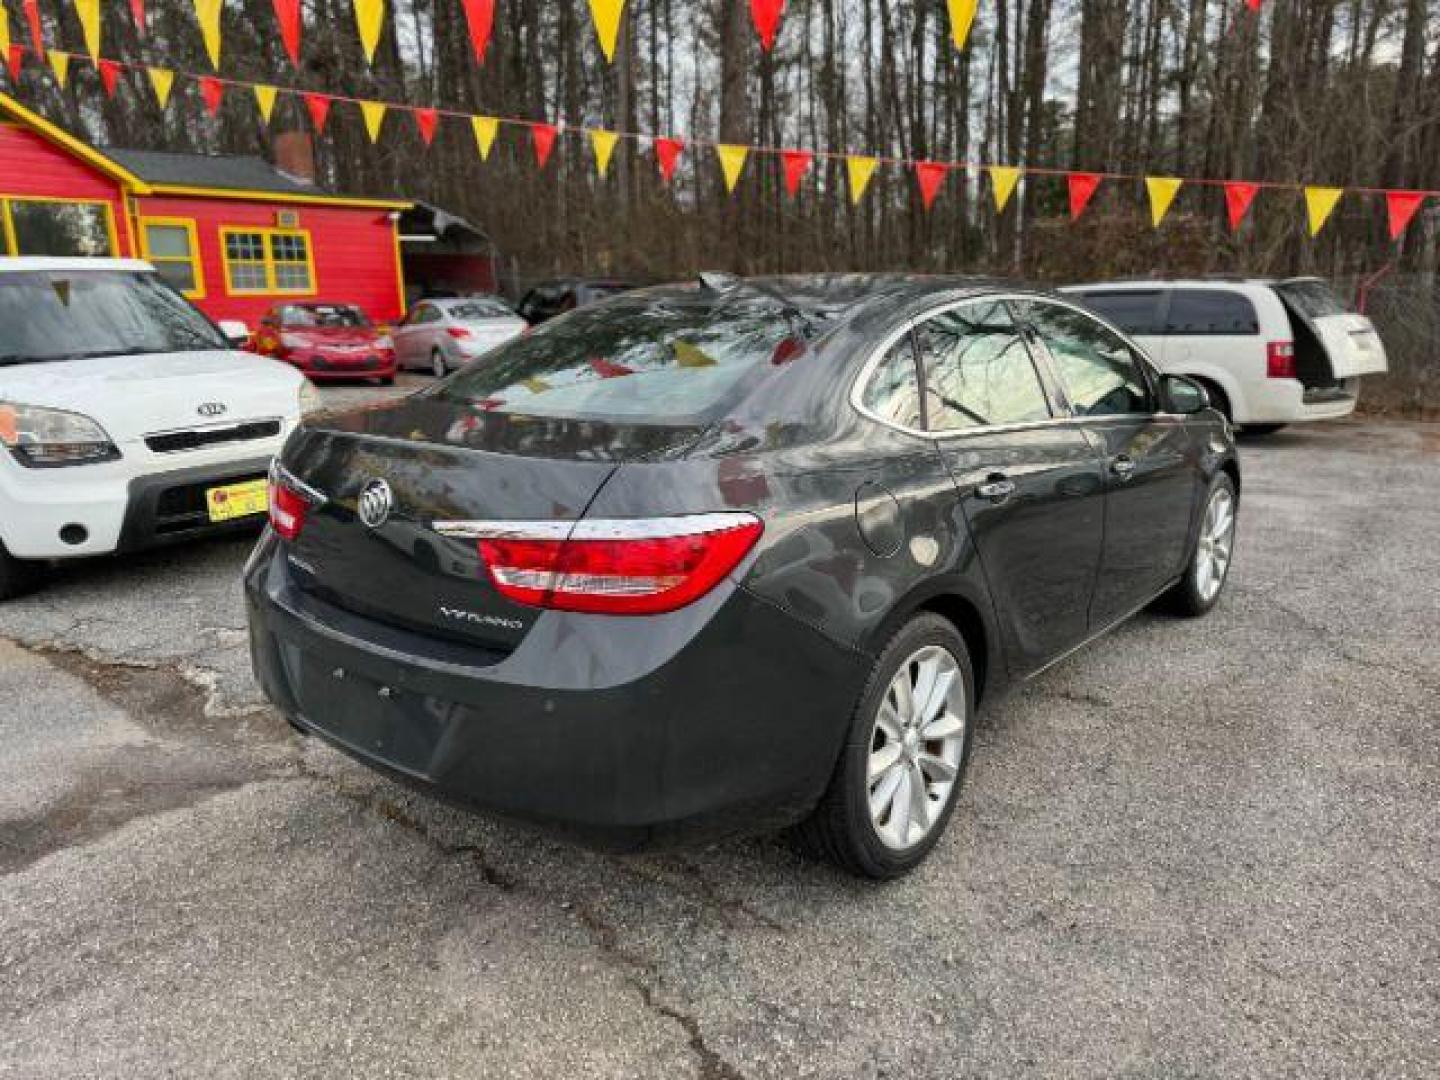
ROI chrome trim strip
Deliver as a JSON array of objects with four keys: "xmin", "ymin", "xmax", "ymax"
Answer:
[
  {"xmin": 269, "ymin": 461, "xmax": 328, "ymax": 507},
  {"xmin": 433, "ymin": 512, "xmax": 761, "ymax": 542}
]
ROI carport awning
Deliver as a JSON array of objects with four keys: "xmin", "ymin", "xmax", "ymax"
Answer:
[{"xmin": 398, "ymin": 202, "xmax": 495, "ymax": 255}]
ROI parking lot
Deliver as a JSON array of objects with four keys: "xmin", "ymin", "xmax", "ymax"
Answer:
[{"xmin": 1, "ymin": 397, "xmax": 1436, "ymax": 1077}]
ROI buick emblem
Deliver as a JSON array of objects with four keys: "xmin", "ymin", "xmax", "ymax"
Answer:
[
  {"xmin": 357, "ymin": 479, "xmax": 394, "ymax": 529},
  {"xmin": 197, "ymin": 401, "xmax": 227, "ymax": 418}
]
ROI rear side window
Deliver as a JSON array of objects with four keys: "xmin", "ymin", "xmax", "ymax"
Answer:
[
  {"xmin": 1165, "ymin": 289, "xmax": 1259, "ymax": 335},
  {"xmin": 860, "ymin": 335, "xmax": 924, "ymax": 429},
  {"xmin": 1076, "ymin": 291, "xmax": 1164, "ymax": 335},
  {"xmin": 1274, "ymin": 280, "xmax": 1349, "ymax": 319},
  {"xmin": 915, "ymin": 300, "xmax": 1051, "ymax": 430}
]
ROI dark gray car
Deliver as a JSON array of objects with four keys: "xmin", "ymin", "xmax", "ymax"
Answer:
[{"xmin": 246, "ymin": 275, "xmax": 1238, "ymax": 878}]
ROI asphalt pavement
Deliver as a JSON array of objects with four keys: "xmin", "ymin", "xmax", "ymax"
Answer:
[{"xmin": 1, "ymin": 401, "xmax": 1436, "ymax": 1079}]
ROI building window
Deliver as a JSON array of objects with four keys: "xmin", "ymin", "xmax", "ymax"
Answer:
[
  {"xmin": 1, "ymin": 197, "xmax": 115, "ymax": 257},
  {"xmin": 140, "ymin": 218, "xmax": 205, "ymax": 298},
  {"xmin": 220, "ymin": 227, "xmax": 315, "ymax": 295}
]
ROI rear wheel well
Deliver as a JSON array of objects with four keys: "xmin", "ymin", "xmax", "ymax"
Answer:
[
  {"xmin": 1221, "ymin": 459, "xmax": 1241, "ymax": 503},
  {"xmin": 914, "ymin": 594, "xmax": 989, "ymax": 707}
]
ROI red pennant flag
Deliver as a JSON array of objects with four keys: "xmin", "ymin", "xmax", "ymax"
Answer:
[
  {"xmin": 532, "ymin": 123, "xmax": 558, "ymax": 169},
  {"xmin": 1223, "ymin": 181, "xmax": 1259, "ymax": 231},
  {"xmin": 750, "ymin": 0, "xmax": 784, "ymax": 51},
  {"xmin": 461, "ymin": 0, "xmax": 494, "ymax": 63},
  {"xmin": 915, "ymin": 161, "xmax": 948, "ymax": 210},
  {"xmin": 781, "ymin": 149, "xmax": 812, "ymax": 197},
  {"xmin": 129, "ymin": 0, "xmax": 146, "ymax": 35},
  {"xmin": 23, "ymin": 0, "xmax": 43, "ymax": 57},
  {"xmin": 97, "ymin": 59, "xmax": 120, "ymax": 97},
  {"xmin": 273, "ymin": 0, "xmax": 302, "ymax": 66},
  {"xmin": 655, "ymin": 137, "xmax": 684, "ymax": 183},
  {"xmin": 199, "ymin": 76, "xmax": 225, "ymax": 117},
  {"xmin": 414, "ymin": 107, "xmax": 438, "ymax": 147},
  {"xmin": 303, "ymin": 92, "xmax": 331, "ymax": 134},
  {"xmin": 1385, "ymin": 190, "xmax": 1426, "ymax": 241},
  {"xmin": 6, "ymin": 46, "xmax": 23, "ymax": 83},
  {"xmin": 1068, "ymin": 172, "xmax": 1102, "ymax": 220},
  {"xmin": 1245, "ymin": 0, "xmax": 1261, "ymax": 10}
]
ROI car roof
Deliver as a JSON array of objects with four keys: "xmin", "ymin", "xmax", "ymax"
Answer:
[
  {"xmin": 1062, "ymin": 278, "xmax": 1291, "ymax": 291},
  {"xmin": 0, "ymin": 257, "xmax": 155, "ymax": 274}
]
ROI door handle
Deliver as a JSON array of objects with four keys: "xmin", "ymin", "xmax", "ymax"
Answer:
[
  {"xmin": 976, "ymin": 475, "xmax": 1017, "ymax": 503},
  {"xmin": 1111, "ymin": 455, "xmax": 1137, "ymax": 479}
]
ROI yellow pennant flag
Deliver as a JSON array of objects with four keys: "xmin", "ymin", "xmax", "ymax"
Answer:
[
  {"xmin": 1145, "ymin": 176, "xmax": 1183, "ymax": 227},
  {"xmin": 354, "ymin": 0, "xmax": 385, "ymax": 63},
  {"xmin": 193, "ymin": 0, "xmax": 223, "ymax": 69},
  {"xmin": 588, "ymin": 0, "xmax": 627, "ymax": 62},
  {"xmin": 1304, "ymin": 186, "xmax": 1343, "ymax": 236},
  {"xmin": 253, "ymin": 84, "xmax": 277, "ymax": 122},
  {"xmin": 947, "ymin": 0, "xmax": 978, "ymax": 49},
  {"xmin": 471, "ymin": 116, "xmax": 499, "ymax": 160},
  {"xmin": 148, "ymin": 67, "xmax": 175, "ymax": 107},
  {"xmin": 361, "ymin": 101, "xmax": 387, "ymax": 143},
  {"xmin": 0, "ymin": 11, "xmax": 10, "ymax": 65},
  {"xmin": 674, "ymin": 341, "xmax": 716, "ymax": 368},
  {"xmin": 988, "ymin": 165, "xmax": 1021, "ymax": 212},
  {"xmin": 590, "ymin": 129, "xmax": 619, "ymax": 177},
  {"xmin": 847, "ymin": 156, "xmax": 879, "ymax": 204},
  {"xmin": 48, "ymin": 51, "xmax": 71, "ymax": 87},
  {"xmin": 715, "ymin": 145, "xmax": 748, "ymax": 193},
  {"xmin": 74, "ymin": 0, "xmax": 101, "ymax": 61}
]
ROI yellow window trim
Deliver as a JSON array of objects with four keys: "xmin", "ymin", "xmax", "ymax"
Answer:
[
  {"xmin": 139, "ymin": 216, "xmax": 206, "ymax": 300},
  {"xmin": 0, "ymin": 194, "xmax": 120, "ymax": 257},
  {"xmin": 152, "ymin": 183, "xmax": 409, "ymax": 210},
  {"xmin": 219, "ymin": 226, "xmax": 317, "ymax": 297}
]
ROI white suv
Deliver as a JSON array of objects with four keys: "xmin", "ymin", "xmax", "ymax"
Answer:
[
  {"xmin": 1062, "ymin": 278, "xmax": 1388, "ymax": 431},
  {"xmin": 1, "ymin": 258, "xmax": 314, "ymax": 599}
]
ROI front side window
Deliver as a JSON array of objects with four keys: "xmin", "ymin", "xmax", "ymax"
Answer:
[
  {"xmin": 1018, "ymin": 300, "xmax": 1153, "ymax": 417},
  {"xmin": 3, "ymin": 199, "xmax": 114, "ymax": 257},
  {"xmin": 141, "ymin": 219, "xmax": 203, "ymax": 297},
  {"xmin": 222, "ymin": 228, "xmax": 314, "ymax": 295},
  {"xmin": 915, "ymin": 300, "xmax": 1051, "ymax": 431},
  {"xmin": 860, "ymin": 334, "xmax": 924, "ymax": 430}
]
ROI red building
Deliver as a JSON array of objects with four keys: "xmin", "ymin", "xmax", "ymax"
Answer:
[{"xmin": 0, "ymin": 90, "xmax": 410, "ymax": 328}]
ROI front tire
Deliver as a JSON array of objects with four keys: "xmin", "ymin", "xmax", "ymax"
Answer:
[
  {"xmin": 1163, "ymin": 473, "xmax": 1237, "ymax": 617},
  {"xmin": 794, "ymin": 614, "xmax": 976, "ymax": 879},
  {"xmin": 0, "ymin": 541, "xmax": 45, "ymax": 602}
]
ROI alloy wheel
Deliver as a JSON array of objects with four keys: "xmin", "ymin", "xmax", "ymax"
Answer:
[{"xmin": 1195, "ymin": 487, "xmax": 1235, "ymax": 602}]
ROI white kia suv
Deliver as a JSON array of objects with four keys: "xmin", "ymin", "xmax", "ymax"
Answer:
[
  {"xmin": 0, "ymin": 258, "xmax": 315, "ymax": 599},
  {"xmin": 1063, "ymin": 278, "xmax": 1388, "ymax": 432}
]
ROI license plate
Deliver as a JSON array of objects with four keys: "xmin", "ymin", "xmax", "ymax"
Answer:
[{"xmin": 206, "ymin": 478, "xmax": 268, "ymax": 522}]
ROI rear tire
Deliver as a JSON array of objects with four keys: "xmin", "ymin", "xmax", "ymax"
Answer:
[
  {"xmin": 431, "ymin": 349, "xmax": 448, "ymax": 378},
  {"xmin": 0, "ymin": 541, "xmax": 45, "ymax": 602},
  {"xmin": 1162, "ymin": 473, "xmax": 1237, "ymax": 617},
  {"xmin": 793, "ymin": 614, "xmax": 976, "ymax": 879},
  {"xmin": 1240, "ymin": 423, "xmax": 1287, "ymax": 437}
]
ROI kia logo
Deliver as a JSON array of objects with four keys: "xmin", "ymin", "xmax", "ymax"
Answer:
[
  {"xmin": 197, "ymin": 402, "xmax": 227, "ymax": 418},
  {"xmin": 357, "ymin": 479, "xmax": 394, "ymax": 529}
]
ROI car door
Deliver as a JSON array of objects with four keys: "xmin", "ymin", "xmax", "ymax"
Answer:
[
  {"xmin": 1015, "ymin": 298, "xmax": 1200, "ymax": 629},
  {"xmin": 917, "ymin": 297, "xmax": 1108, "ymax": 675},
  {"xmin": 390, "ymin": 303, "xmax": 424, "ymax": 367}
]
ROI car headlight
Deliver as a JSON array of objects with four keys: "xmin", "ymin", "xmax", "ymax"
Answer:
[
  {"xmin": 297, "ymin": 379, "xmax": 322, "ymax": 415},
  {"xmin": 0, "ymin": 401, "xmax": 120, "ymax": 468}
]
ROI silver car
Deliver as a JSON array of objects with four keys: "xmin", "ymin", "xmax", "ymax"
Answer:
[{"xmin": 392, "ymin": 297, "xmax": 529, "ymax": 377}]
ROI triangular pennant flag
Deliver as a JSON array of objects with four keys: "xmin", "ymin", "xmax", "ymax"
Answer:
[
  {"xmin": 273, "ymin": 0, "xmax": 301, "ymax": 66},
  {"xmin": 1303, "ymin": 187, "xmax": 1342, "ymax": 237},
  {"xmin": 946, "ymin": 0, "xmax": 978, "ymax": 49},
  {"xmin": 531, "ymin": 123, "xmax": 558, "ymax": 169},
  {"xmin": 0, "ymin": 13, "xmax": 10, "ymax": 78},
  {"xmin": 23, "ymin": 0, "xmax": 42, "ymax": 58},
  {"xmin": 360, "ymin": 101, "xmax": 386, "ymax": 143},
  {"xmin": 97, "ymin": 59, "xmax": 121, "ymax": 97},
  {"xmin": 846, "ymin": 155, "xmax": 878, "ymax": 204},
  {"xmin": 716, "ymin": 144, "xmax": 749, "ymax": 193},
  {"xmin": 655, "ymin": 137, "xmax": 684, "ymax": 183},
  {"xmin": 750, "ymin": 0, "xmax": 783, "ymax": 51},
  {"xmin": 1145, "ymin": 176, "xmax": 1182, "ymax": 227},
  {"xmin": 461, "ymin": 0, "xmax": 493, "ymax": 62},
  {"xmin": 199, "ymin": 75, "xmax": 224, "ymax": 117},
  {"xmin": 1224, "ymin": 181, "xmax": 1259, "ymax": 231},
  {"xmin": 780, "ymin": 149, "xmax": 813, "ymax": 198},
  {"xmin": 253, "ymin": 83, "xmax": 277, "ymax": 122},
  {"xmin": 587, "ymin": 0, "xmax": 626, "ymax": 62},
  {"xmin": 1068, "ymin": 172, "xmax": 1102, "ymax": 220},
  {"xmin": 414, "ymin": 107, "xmax": 438, "ymax": 147},
  {"xmin": 303, "ymin": 92, "xmax": 331, "ymax": 134},
  {"xmin": 354, "ymin": 0, "xmax": 385, "ymax": 64},
  {"xmin": 74, "ymin": 0, "xmax": 101, "ymax": 61},
  {"xmin": 915, "ymin": 161, "xmax": 948, "ymax": 210},
  {"xmin": 148, "ymin": 66, "xmax": 175, "ymax": 107},
  {"xmin": 1385, "ymin": 190, "xmax": 1426, "ymax": 241},
  {"xmin": 988, "ymin": 165, "xmax": 1021, "ymax": 212},
  {"xmin": 48, "ymin": 51, "xmax": 71, "ymax": 88},
  {"xmin": 5, "ymin": 46, "xmax": 18, "ymax": 84},
  {"xmin": 472, "ymin": 116, "xmax": 498, "ymax": 160},
  {"xmin": 129, "ymin": 0, "xmax": 146, "ymax": 35},
  {"xmin": 590, "ymin": 129, "xmax": 619, "ymax": 177},
  {"xmin": 193, "ymin": 0, "xmax": 224, "ymax": 69},
  {"xmin": 674, "ymin": 341, "xmax": 716, "ymax": 369},
  {"xmin": 1245, "ymin": 0, "xmax": 1261, "ymax": 10}
]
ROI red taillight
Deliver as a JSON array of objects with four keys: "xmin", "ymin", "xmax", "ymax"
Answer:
[
  {"xmin": 467, "ymin": 514, "xmax": 763, "ymax": 615},
  {"xmin": 446, "ymin": 327, "xmax": 472, "ymax": 340},
  {"xmin": 268, "ymin": 468, "xmax": 315, "ymax": 541},
  {"xmin": 1266, "ymin": 340, "xmax": 1296, "ymax": 379}
]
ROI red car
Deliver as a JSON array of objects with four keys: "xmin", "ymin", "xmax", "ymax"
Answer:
[{"xmin": 251, "ymin": 303, "xmax": 397, "ymax": 384}]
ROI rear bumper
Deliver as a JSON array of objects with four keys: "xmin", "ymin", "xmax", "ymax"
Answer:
[
  {"xmin": 244, "ymin": 538, "xmax": 866, "ymax": 847},
  {"xmin": 1240, "ymin": 378, "xmax": 1361, "ymax": 423}
]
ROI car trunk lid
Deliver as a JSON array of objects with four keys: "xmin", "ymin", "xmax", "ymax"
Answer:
[{"xmin": 1274, "ymin": 278, "xmax": 1388, "ymax": 382}]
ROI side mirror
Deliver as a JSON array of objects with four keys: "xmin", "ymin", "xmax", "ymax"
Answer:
[
  {"xmin": 1161, "ymin": 374, "xmax": 1209, "ymax": 415},
  {"xmin": 218, "ymin": 320, "xmax": 251, "ymax": 348}
]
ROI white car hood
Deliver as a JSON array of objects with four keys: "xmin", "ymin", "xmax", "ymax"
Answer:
[{"xmin": 0, "ymin": 350, "xmax": 303, "ymax": 443}]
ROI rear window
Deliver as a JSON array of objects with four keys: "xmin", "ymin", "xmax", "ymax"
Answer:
[
  {"xmin": 433, "ymin": 297, "xmax": 812, "ymax": 424},
  {"xmin": 448, "ymin": 299, "xmax": 512, "ymax": 319},
  {"xmin": 1075, "ymin": 291, "xmax": 1164, "ymax": 335},
  {"xmin": 281, "ymin": 304, "xmax": 368, "ymax": 328},
  {"xmin": 1164, "ymin": 290, "xmax": 1259, "ymax": 335},
  {"xmin": 1274, "ymin": 280, "xmax": 1349, "ymax": 319}
]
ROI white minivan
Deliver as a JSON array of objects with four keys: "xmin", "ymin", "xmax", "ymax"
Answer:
[
  {"xmin": 1063, "ymin": 278, "xmax": 1388, "ymax": 432},
  {"xmin": 1, "ymin": 258, "xmax": 314, "ymax": 599}
]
